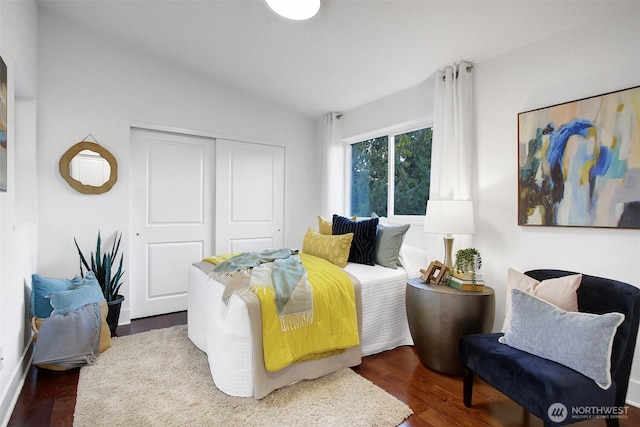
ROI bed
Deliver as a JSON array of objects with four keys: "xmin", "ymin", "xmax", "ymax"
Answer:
[{"xmin": 188, "ymin": 242, "xmax": 427, "ymax": 399}]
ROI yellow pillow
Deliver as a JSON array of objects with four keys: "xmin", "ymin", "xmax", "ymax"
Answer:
[
  {"xmin": 317, "ymin": 215, "xmax": 357, "ymax": 235},
  {"xmin": 302, "ymin": 228, "xmax": 353, "ymax": 267}
]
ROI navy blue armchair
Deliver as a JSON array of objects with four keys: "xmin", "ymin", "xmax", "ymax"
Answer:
[{"xmin": 459, "ymin": 269, "xmax": 640, "ymax": 427}]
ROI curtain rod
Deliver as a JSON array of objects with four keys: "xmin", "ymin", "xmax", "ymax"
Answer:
[{"xmin": 442, "ymin": 61, "xmax": 474, "ymax": 80}]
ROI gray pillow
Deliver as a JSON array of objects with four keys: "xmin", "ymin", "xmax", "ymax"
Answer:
[
  {"xmin": 375, "ymin": 222, "xmax": 410, "ymax": 269},
  {"xmin": 500, "ymin": 288, "xmax": 624, "ymax": 389}
]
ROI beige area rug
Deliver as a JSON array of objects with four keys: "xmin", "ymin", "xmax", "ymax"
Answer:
[{"xmin": 74, "ymin": 325, "xmax": 413, "ymax": 426}]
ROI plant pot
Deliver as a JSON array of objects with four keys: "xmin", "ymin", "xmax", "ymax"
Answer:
[{"xmin": 106, "ymin": 295, "xmax": 124, "ymax": 337}]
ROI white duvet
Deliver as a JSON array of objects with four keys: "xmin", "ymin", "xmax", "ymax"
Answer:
[
  {"xmin": 188, "ymin": 248, "xmax": 423, "ymax": 398},
  {"xmin": 342, "ymin": 262, "xmax": 414, "ymax": 355}
]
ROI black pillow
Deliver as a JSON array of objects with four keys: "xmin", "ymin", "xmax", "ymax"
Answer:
[{"xmin": 332, "ymin": 214, "xmax": 379, "ymax": 265}]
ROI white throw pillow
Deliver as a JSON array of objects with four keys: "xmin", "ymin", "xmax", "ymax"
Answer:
[
  {"xmin": 397, "ymin": 244, "xmax": 430, "ymax": 279},
  {"xmin": 501, "ymin": 268, "xmax": 582, "ymax": 332}
]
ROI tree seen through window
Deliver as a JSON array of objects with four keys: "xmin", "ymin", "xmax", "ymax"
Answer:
[{"xmin": 350, "ymin": 127, "xmax": 431, "ymax": 217}]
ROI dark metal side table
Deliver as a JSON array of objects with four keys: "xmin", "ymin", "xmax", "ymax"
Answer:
[{"xmin": 406, "ymin": 278, "xmax": 495, "ymax": 375}]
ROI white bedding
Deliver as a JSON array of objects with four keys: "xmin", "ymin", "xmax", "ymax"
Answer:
[
  {"xmin": 342, "ymin": 262, "xmax": 414, "ymax": 356},
  {"xmin": 188, "ymin": 263, "xmax": 255, "ymax": 396},
  {"xmin": 188, "ymin": 255, "xmax": 416, "ymax": 398}
]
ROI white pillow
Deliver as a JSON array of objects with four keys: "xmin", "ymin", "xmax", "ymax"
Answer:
[
  {"xmin": 501, "ymin": 268, "xmax": 582, "ymax": 332},
  {"xmin": 397, "ymin": 244, "xmax": 430, "ymax": 279}
]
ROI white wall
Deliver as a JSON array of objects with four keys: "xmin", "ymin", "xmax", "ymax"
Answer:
[
  {"xmin": 342, "ymin": 79, "xmax": 435, "ymax": 139},
  {"xmin": 36, "ymin": 11, "xmax": 320, "ymax": 324},
  {"xmin": 342, "ymin": 7, "xmax": 640, "ymax": 405},
  {"xmin": 475, "ymin": 7, "xmax": 640, "ymax": 405},
  {"xmin": 0, "ymin": 0, "xmax": 39, "ymax": 423}
]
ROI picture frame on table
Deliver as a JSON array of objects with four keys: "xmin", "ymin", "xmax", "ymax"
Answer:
[{"xmin": 420, "ymin": 261, "xmax": 448, "ymax": 285}]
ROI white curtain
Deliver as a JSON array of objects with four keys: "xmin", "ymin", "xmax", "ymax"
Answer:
[
  {"xmin": 430, "ymin": 61, "xmax": 474, "ymax": 201},
  {"xmin": 320, "ymin": 112, "xmax": 345, "ymax": 218}
]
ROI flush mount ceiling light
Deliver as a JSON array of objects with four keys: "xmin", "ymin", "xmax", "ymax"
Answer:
[{"xmin": 265, "ymin": 0, "xmax": 321, "ymax": 20}]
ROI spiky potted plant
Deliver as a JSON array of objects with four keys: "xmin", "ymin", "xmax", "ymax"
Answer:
[{"xmin": 75, "ymin": 231, "xmax": 124, "ymax": 336}]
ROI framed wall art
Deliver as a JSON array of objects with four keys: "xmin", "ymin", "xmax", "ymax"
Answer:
[
  {"xmin": 0, "ymin": 55, "xmax": 6, "ymax": 192},
  {"xmin": 518, "ymin": 86, "xmax": 640, "ymax": 229}
]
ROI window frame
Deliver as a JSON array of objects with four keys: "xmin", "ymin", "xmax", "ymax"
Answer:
[{"xmin": 344, "ymin": 117, "xmax": 433, "ymax": 222}]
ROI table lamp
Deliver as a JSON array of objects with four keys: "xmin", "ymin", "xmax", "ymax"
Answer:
[{"xmin": 424, "ymin": 200, "xmax": 475, "ymax": 270}]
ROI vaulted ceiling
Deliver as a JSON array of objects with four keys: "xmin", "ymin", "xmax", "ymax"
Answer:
[{"xmin": 37, "ymin": 0, "xmax": 637, "ymax": 119}]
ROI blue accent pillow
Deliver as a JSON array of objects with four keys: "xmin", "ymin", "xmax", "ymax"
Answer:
[
  {"xmin": 49, "ymin": 272, "xmax": 105, "ymax": 316},
  {"xmin": 501, "ymin": 288, "xmax": 624, "ymax": 389},
  {"xmin": 332, "ymin": 214, "xmax": 379, "ymax": 265},
  {"xmin": 31, "ymin": 274, "xmax": 82, "ymax": 318}
]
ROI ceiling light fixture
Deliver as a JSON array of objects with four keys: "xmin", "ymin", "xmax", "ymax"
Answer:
[{"xmin": 265, "ymin": 0, "xmax": 321, "ymax": 20}]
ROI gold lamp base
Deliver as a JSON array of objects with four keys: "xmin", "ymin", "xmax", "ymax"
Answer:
[{"xmin": 443, "ymin": 236, "xmax": 454, "ymax": 271}]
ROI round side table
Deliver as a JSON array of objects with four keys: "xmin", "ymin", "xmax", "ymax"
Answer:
[{"xmin": 406, "ymin": 278, "xmax": 495, "ymax": 375}]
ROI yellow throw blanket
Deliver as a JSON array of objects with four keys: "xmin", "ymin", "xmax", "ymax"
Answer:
[{"xmin": 204, "ymin": 252, "xmax": 359, "ymax": 371}]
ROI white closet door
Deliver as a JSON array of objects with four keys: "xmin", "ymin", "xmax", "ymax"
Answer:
[
  {"xmin": 130, "ymin": 128, "xmax": 214, "ymax": 318},
  {"xmin": 215, "ymin": 139, "xmax": 284, "ymax": 254}
]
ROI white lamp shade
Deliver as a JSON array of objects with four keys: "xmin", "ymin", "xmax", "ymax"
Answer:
[
  {"xmin": 424, "ymin": 200, "xmax": 475, "ymax": 235},
  {"xmin": 265, "ymin": 0, "xmax": 321, "ymax": 20}
]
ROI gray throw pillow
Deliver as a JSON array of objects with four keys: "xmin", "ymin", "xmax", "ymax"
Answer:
[
  {"xmin": 375, "ymin": 223, "xmax": 410, "ymax": 269},
  {"xmin": 500, "ymin": 288, "xmax": 624, "ymax": 389}
]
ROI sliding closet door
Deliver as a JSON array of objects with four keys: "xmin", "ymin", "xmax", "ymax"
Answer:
[
  {"xmin": 215, "ymin": 139, "xmax": 284, "ymax": 253},
  {"xmin": 130, "ymin": 128, "xmax": 214, "ymax": 318}
]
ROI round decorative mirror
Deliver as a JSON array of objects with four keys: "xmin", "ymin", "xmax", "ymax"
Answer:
[{"xmin": 59, "ymin": 141, "xmax": 118, "ymax": 194}]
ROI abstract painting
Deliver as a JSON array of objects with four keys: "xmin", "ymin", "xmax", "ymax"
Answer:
[
  {"xmin": 518, "ymin": 86, "xmax": 640, "ymax": 229},
  {"xmin": 0, "ymin": 56, "xmax": 6, "ymax": 192}
]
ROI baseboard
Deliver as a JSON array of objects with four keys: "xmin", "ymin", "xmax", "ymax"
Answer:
[
  {"xmin": 0, "ymin": 343, "xmax": 33, "ymax": 427},
  {"xmin": 627, "ymin": 378, "xmax": 640, "ymax": 409},
  {"xmin": 119, "ymin": 307, "xmax": 131, "ymax": 325}
]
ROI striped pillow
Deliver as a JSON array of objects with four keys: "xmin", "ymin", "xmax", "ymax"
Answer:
[{"xmin": 332, "ymin": 215, "xmax": 379, "ymax": 265}]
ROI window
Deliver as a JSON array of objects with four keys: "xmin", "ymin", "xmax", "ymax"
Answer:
[
  {"xmin": 349, "ymin": 124, "xmax": 432, "ymax": 218},
  {"xmin": 351, "ymin": 136, "xmax": 388, "ymax": 217}
]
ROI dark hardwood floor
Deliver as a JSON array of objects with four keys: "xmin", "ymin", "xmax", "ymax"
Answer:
[{"xmin": 8, "ymin": 312, "xmax": 640, "ymax": 427}]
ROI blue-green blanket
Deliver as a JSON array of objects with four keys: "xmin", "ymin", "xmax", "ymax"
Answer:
[{"xmin": 210, "ymin": 248, "xmax": 313, "ymax": 331}]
